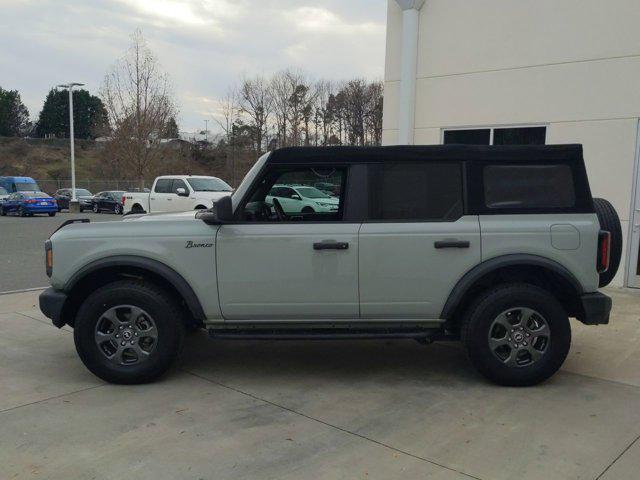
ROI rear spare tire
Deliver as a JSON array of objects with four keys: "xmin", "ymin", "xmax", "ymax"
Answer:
[{"xmin": 593, "ymin": 198, "xmax": 622, "ymax": 287}]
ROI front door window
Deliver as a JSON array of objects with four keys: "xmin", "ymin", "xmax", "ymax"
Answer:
[{"xmin": 239, "ymin": 167, "xmax": 345, "ymax": 222}]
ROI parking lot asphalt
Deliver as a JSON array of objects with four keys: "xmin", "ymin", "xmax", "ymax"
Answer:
[
  {"xmin": 1, "ymin": 287, "xmax": 640, "ymax": 479},
  {"xmin": 0, "ymin": 211, "xmax": 122, "ymax": 293}
]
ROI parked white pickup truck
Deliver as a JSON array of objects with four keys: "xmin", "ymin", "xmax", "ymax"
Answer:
[{"xmin": 122, "ymin": 175, "xmax": 233, "ymax": 214}]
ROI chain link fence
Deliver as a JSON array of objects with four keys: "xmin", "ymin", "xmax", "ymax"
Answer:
[{"xmin": 35, "ymin": 179, "xmax": 149, "ymax": 195}]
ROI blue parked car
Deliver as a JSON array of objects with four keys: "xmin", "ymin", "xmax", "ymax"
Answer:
[
  {"xmin": 0, "ymin": 191, "xmax": 58, "ymax": 217},
  {"xmin": 0, "ymin": 176, "xmax": 40, "ymax": 193}
]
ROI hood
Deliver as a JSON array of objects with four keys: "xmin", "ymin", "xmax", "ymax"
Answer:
[
  {"xmin": 312, "ymin": 196, "xmax": 339, "ymax": 205},
  {"xmin": 192, "ymin": 192, "xmax": 232, "ymax": 201},
  {"xmin": 123, "ymin": 210, "xmax": 199, "ymax": 222}
]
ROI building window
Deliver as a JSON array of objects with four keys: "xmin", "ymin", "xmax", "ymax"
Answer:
[{"xmin": 443, "ymin": 126, "xmax": 546, "ymax": 146}]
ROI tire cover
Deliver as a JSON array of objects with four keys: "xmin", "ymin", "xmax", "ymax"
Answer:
[{"xmin": 593, "ymin": 198, "xmax": 622, "ymax": 287}]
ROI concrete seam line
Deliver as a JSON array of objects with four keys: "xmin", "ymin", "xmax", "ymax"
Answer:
[
  {"xmin": 15, "ymin": 311, "xmax": 71, "ymax": 333},
  {"xmin": 0, "ymin": 287, "xmax": 48, "ymax": 296},
  {"xmin": 595, "ymin": 433, "xmax": 640, "ymax": 480},
  {"xmin": 182, "ymin": 369, "xmax": 483, "ymax": 480},
  {"xmin": 0, "ymin": 384, "xmax": 106, "ymax": 415}
]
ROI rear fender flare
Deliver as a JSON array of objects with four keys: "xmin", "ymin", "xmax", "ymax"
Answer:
[{"xmin": 440, "ymin": 254, "xmax": 584, "ymax": 320}]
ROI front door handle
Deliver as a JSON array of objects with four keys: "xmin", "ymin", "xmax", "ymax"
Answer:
[
  {"xmin": 434, "ymin": 240, "xmax": 470, "ymax": 249},
  {"xmin": 313, "ymin": 241, "xmax": 349, "ymax": 251}
]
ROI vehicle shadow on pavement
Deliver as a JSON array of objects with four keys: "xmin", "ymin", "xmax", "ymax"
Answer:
[{"xmin": 179, "ymin": 330, "xmax": 485, "ymax": 387}]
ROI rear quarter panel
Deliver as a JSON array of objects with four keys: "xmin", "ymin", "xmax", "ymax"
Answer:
[
  {"xmin": 50, "ymin": 219, "xmax": 222, "ymax": 320},
  {"xmin": 480, "ymin": 214, "xmax": 600, "ymax": 293}
]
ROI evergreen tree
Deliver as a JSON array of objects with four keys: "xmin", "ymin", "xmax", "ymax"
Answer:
[
  {"xmin": 36, "ymin": 89, "xmax": 109, "ymax": 139},
  {"xmin": 0, "ymin": 87, "xmax": 30, "ymax": 136}
]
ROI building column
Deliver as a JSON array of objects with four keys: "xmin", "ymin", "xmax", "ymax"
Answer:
[{"xmin": 395, "ymin": 0, "xmax": 425, "ymax": 145}]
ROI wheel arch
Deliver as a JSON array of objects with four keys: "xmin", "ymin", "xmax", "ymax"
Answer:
[
  {"xmin": 61, "ymin": 256, "xmax": 206, "ymax": 328},
  {"xmin": 441, "ymin": 255, "xmax": 584, "ymax": 325}
]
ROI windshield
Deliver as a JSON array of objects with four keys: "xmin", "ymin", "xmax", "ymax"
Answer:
[
  {"xmin": 15, "ymin": 181, "xmax": 39, "ymax": 192},
  {"xmin": 296, "ymin": 187, "xmax": 331, "ymax": 199},
  {"xmin": 0, "ymin": 187, "xmax": 8, "ymax": 195},
  {"xmin": 74, "ymin": 189, "xmax": 92, "ymax": 196},
  {"xmin": 23, "ymin": 192, "xmax": 50, "ymax": 198},
  {"xmin": 187, "ymin": 178, "xmax": 232, "ymax": 192}
]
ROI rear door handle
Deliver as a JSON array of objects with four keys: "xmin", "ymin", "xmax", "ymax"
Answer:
[
  {"xmin": 314, "ymin": 241, "xmax": 349, "ymax": 251},
  {"xmin": 434, "ymin": 240, "xmax": 470, "ymax": 249}
]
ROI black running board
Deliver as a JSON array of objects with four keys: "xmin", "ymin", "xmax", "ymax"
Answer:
[{"xmin": 208, "ymin": 327, "xmax": 444, "ymax": 342}]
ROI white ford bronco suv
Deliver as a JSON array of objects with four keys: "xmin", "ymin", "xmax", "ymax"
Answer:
[{"xmin": 39, "ymin": 145, "xmax": 621, "ymax": 386}]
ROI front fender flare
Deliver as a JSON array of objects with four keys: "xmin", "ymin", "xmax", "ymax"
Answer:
[{"xmin": 64, "ymin": 255, "xmax": 206, "ymax": 321}]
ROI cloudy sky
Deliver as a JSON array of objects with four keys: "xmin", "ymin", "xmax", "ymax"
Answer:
[{"xmin": 0, "ymin": 0, "xmax": 387, "ymax": 132}]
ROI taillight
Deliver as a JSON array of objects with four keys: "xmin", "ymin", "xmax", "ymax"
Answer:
[
  {"xmin": 25, "ymin": 199, "xmax": 36, "ymax": 204},
  {"xmin": 45, "ymin": 240, "xmax": 53, "ymax": 277},
  {"xmin": 597, "ymin": 231, "xmax": 611, "ymax": 273},
  {"xmin": 122, "ymin": 195, "xmax": 126, "ymax": 206}
]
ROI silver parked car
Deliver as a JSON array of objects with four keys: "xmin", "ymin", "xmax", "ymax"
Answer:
[{"xmin": 39, "ymin": 145, "xmax": 620, "ymax": 386}]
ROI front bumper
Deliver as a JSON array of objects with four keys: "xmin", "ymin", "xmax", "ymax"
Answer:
[
  {"xmin": 578, "ymin": 292, "xmax": 612, "ymax": 325},
  {"xmin": 39, "ymin": 287, "xmax": 68, "ymax": 328}
]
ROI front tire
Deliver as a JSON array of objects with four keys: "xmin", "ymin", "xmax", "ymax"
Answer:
[
  {"xmin": 19, "ymin": 206, "xmax": 28, "ymax": 217},
  {"xmin": 48, "ymin": 212, "xmax": 56, "ymax": 217},
  {"xmin": 114, "ymin": 204, "xmax": 122, "ymax": 215},
  {"xmin": 93, "ymin": 203, "xmax": 99, "ymax": 213},
  {"xmin": 0, "ymin": 207, "xmax": 5, "ymax": 216},
  {"xmin": 73, "ymin": 280, "xmax": 185, "ymax": 384},
  {"xmin": 461, "ymin": 284, "xmax": 571, "ymax": 387}
]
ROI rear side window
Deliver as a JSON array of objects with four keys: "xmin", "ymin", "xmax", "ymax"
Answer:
[
  {"xmin": 154, "ymin": 179, "xmax": 172, "ymax": 193},
  {"xmin": 484, "ymin": 164, "xmax": 575, "ymax": 209},
  {"xmin": 369, "ymin": 162, "xmax": 463, "ymax": 221}
]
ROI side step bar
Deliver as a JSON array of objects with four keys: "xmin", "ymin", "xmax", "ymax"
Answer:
[{"xmin": 208, "ymin": 328, "xmax": 445, "ymax": 342}]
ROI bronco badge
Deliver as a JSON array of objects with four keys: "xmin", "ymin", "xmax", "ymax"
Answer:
[{"xmin": 185, "ymin": 241, "xmax": 214, "ymax": 249}]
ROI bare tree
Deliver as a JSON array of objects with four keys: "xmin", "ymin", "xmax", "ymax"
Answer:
[
  {"xmin": 238, "ymin": 76, "xmax": 272, "ymax": 154},
  {"xmin": 214, "ymin": 87, "xmax": 239, "ymax": 145},
  {"xmin": 101, "ymin": 29, "xmax": 177, "ymax": 186}
]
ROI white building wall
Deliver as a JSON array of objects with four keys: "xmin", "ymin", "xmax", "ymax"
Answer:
[{"xmin": 383, "ymin": 0, "xmax": 640, "ymax": 286}]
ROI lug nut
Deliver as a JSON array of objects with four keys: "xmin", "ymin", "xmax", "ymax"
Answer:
[
  {"xmin": 121, "ymin": 342, "xmax": 126, "ymax": 346},
  {"xmin": 115, "ymin": 334, "xmax": 119, "ymax": 338},
  {"xmin": 523, "ymin": 342, "xmax": 528, "ymax": 346},
  {"xmin": 130, "ymin": 341, "xmax": 135, "ymax": 345}
]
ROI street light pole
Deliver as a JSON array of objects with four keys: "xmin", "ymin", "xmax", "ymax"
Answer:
[
  {"xmin": 204, "ymin": 119, "xmax": 209, "ymax": 143},
  {"xmin": 57, "ymin": 82, "xmax": 84, "ymax": 209}
]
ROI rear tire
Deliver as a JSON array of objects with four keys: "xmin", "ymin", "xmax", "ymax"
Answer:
[
  {"xmin": 73, "ymin": 280, "xmax": 185, "ymax": 384},
  {"xmin": 461, "ymin": 283, "xmax": 571, "ymax": 386},
  {"xmin": 48, "ymin": 212, "xmax": 56, "ymax": 217},
  {"xmin": 114, "ymin": 204, "xmax": 122, "ymax": 215},
  {"xmin": 19, "ymin": 207, "xmax": 27, "ymax": 217},
  {"xmin": 593, "ymin": 198, "xmax": 622, "ymax": 287},
  {"xmin": 0, "ymin": 207, "xmax": 5, "ymax": 216},
  {"xmin": 93, "ymin": 203, "xmax": 99, "ymax": 214}
]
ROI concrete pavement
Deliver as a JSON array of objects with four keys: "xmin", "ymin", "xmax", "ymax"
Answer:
[{"xmin": 1, "ymin": 287, "xmax": 640, "ymax": 480}]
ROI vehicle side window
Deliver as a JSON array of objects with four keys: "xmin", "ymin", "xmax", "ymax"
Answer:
[
  {"xmin": 240, "ymin": 166, "xmax": 346, "ymax": 222},
  {"xmin": 483, "ymin": 164, "xmax": 575, "ymax": 209},
  {"xmin": 154, "ymin": 179, "xmax": 172, "ymax": 193},
  {"xmin": 172, "ymin": 179, "xmax": 188, "ymax": 194},
  {"xmin": 368, "ymin": 162, "xmax": 463, "ymax": 222}
]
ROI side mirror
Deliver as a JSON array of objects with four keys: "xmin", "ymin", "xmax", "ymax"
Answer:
[
  {"xmin": 291, "ymin": 194, "xmax": 301, "ymax": 200},
  {"xmin": 176, "ymin": 187, "xmax": 188, "ymax": 197},
  {"xmin": 199, "ymin": 195, "xmax": 233, "ymax": 225}
]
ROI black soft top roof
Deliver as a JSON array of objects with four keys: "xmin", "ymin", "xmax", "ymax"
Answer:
[{"xmin": 268, "ymin": 144, "xmax": 584, "ymax": 165}]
